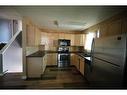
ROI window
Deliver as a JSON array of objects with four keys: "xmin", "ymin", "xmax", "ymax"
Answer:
[
  {"xmin": 0, "ymin": 19, "xmax": 12, "ymax": 43},
  {"xmin": 85, "ymin": 32, "xmax": 95, "ymax": 51},
  {"xmin": 96, "ymin": 29, "xmax": 100, "ymax": 38}
]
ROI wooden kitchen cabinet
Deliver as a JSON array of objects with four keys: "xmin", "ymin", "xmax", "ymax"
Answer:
[
  {"xmin": 40, "ymin": 31, "xmax": 85, "ymax": 47},
  {"xmin": 100, "ymin": 18, "xmax": 122, "ymax": 37},
  {"xmin": 35, "ymin": 27, "xmax": 41, "ymax": 46},
  {"xmin": 71, "ymin": 54, "xmax": 80, "ymax": 70},
  {"xmin": 74, "ymin": 34, "xmax": 85, "ymax": 46},
  {"xmin": 122, "ymin": 17, "xmax": 127, "ymax": 34},
  {"xmin": 45, "ymin": 53, "xmax": 57, "ymax": 66},
  {"xmin": 71, "ymin": 54, "xmax": 85, "ymax": 76},
  {"xmin": 70, "ymin": 34, "xmax": 75, "ymax": 45},
  {"xmin": 74, "ymin": 55, "xmax": 79, "ymax": 70},
  {"xmin": 80, "ymin": 34, "xmax": 85, "ymax": 46},
  {"xmin": 26, "ymin": 24, "xmax": 35, "ymax": 46},
  {"xmin": 26, "ymin": 24, "xmax": 41, "ymax": 46},
  {"xmin": 58, "ymin": 33, "xmax": 75, "ymax": 46},
  {"xmin": 100, "ymin": 23, "xmax": 109, "ymax": 37},
  {"xmin": 58, "ymin": 33, "xmax": 65, "ymax": 39},
  {"xmin": 79, "ymin": 56, "xmax": 85, "ymax": 76},
  {"xmin": 27, "ymin": 57, "xmax": 43, "ymax": 78},
  {"xmin": 108, "ymin": 19, "xmax": 122, "ymax": 36},
  {"xmin": 70, "ymin": 54, "xmax": 75, "ymax": 66},
  {"xmin": 64, "ymin": 33, "xmax": 71, "ymax": 40}
]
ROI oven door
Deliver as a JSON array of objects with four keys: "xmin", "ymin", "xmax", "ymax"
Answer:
[{"xmin": 58, "ymin": 53, "xmax": 70, "ymax": 67}]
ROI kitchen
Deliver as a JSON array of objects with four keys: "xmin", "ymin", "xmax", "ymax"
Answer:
[{"xmin": 0, "ymin": 6, "xmax": 127, "ymax": 89}]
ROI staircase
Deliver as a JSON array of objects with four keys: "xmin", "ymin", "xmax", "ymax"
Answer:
[{"xmin": 0, "ymin": 30, "xmax": 22, "ymax": 76}]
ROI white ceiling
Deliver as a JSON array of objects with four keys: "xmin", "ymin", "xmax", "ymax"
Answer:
[{"xmin": 12, "ymin": 6, "xmax": 127, "ymax": 31}]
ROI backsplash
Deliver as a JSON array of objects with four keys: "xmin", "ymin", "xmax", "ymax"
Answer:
[{"xmin": 26, "ymin": 46, "xmax": 39, "ymax": 56}]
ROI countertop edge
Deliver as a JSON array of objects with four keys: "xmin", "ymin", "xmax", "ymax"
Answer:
[{"xmin": 26, "ymin": 51, "xmax": 91, "ymax": 61}]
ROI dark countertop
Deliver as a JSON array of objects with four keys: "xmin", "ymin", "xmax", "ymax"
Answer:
[
  {"xmin": 26, "ymin": 50, "xmax": 91, "ymax": 61},
  {"xmin": 45, "ymin": 50, "xmax": 84, "ymax": 54},
  {"xmin": 27, "ymin": 50, "xmax": 84, "ymax": 57},
  {"xmin": 26, "ymin": 51, "xmax": 45, "ymax": 57}
]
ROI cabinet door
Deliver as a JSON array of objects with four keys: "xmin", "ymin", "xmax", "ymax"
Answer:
[
  {"xmin": 74, "ymin": 34, "xmax": 85, "ymax": 46},
  {"xmin": 79, "ymin": 57, "xmax": 85, "ymax": 76},
  {"xmin": 58, "ymin": 33, "xmax": 65, "ymax": 39},
  {"xmin": 100, "ymin": 23, "xmax": 109, "ymax": 37},
  {"xmin": 122, "ymin": 17, "xmax": 127, "ymax": 33},
  {"xmin": 35, "ymin": 27, "xmax": 41, "ymax": 46},
  {"xmin": 26, "ymin": 24, "xmax": 35, "ymax": 46},
  {"xmin": 70, "ymin": 34, "xmax": 75, "ymax": 46},
  {"xmin": 108, "ymin": 19, "xmax": 122, "ymax": 36},
  {"xmin": 74, "ymin": 34, "xmax": 80, "ymax": 46},
  {"xmin": 46, "ymin": 53, "xmax": 57, "ymax": 66},
  {"xmin": 74, "ymin": 54, "xmax": 80, "ymax": 70},
  {"xmin": 27, "ymin": 57, "xmax": 42, "ymax": 78},
  {"xmin": 80, "ymin": 34, "xmax": 85, "ymax": 46},
  {"xmin": 70, "ymin": 54, "xmax": 74, "ymax": 66},
  {"xmin": 64, "ymin": 33, "xmax": 71, "ymax": 40}
]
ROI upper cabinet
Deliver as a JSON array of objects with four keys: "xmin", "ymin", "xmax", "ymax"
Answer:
[
  {"xmin": 108, "ymin": 19, "xmax": 122, "ymax": 36},
  {"xmin": 74, "ymin": 34, "xmax": 85, "ymax": 46},
  {"xmin": 40, "ymin": 32, "xmax": 81, "ymax": 46},
  {"xmin": 86, "ymin": 11, "xmax": 127, "ymax": 38},
  {"xmin": 58, "ymin": 33, "xmax": 75, "ymax": 45},
  {"xmin": 70, "ymin": 34, "xmax": 75, "ymax": 46},
  {"xmin": 26, "ymin": 24, "xmax": 35, "ymax": 46},
  {"xmin": 35, "ymin": 27, "xmax": 41, "ymax": 46},
  {"xmin": 122, "ymin": 17, "xmax": 127, "ymax": 34},
  {"xmin": 26, "ymin": 23, "xmax": 41, "ymax": 46},
  {"xmin": 100, "ymin": 23, "xmax": 109, "ymax": 37},
  {"xmin": 25, "ymin": 18, "xmax": 86, "ymax": 47},
  {"xmin": 100, "ymin": 19, "xmax": 122, "ymax": 37}
]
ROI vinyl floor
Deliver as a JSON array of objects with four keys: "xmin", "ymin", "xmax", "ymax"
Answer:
[{"xmin": 0, "ymin": 66, "xmax": 89, "ymax": 89}]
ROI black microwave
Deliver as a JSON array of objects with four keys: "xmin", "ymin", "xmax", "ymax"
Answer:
[{"xmin": 58, "ymin": 39, "xmax": 70, "ymax": 46}]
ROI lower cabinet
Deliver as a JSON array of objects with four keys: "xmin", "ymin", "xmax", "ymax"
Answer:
[
  {"xmin": 75, "ymin": 54, "xmax": 80, "ymax": 70},
  {"xmin": 45, "ymin": 53, "xmax": 57, "ymax": 66},
  {"xmin": 71, "ymin": 54, "xmax": 80, "ymax": 69},
  {"xmin": 70, "ymin": 54, "xmax": 76, "ymax": 66},
  {"xmin": 71, "ymin": 54, "xmax": 85, "ymax": 76},
  {"xmin": 27, "ymin": 57, "xmax": 44, "ymax": 78},
  {"xmin": 27, "ymin": 53, "xmax": 85, "ymax": 78},
  {"xmin": 79, "ymin": 57, "xmax": 85, "ymax": 76}
]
